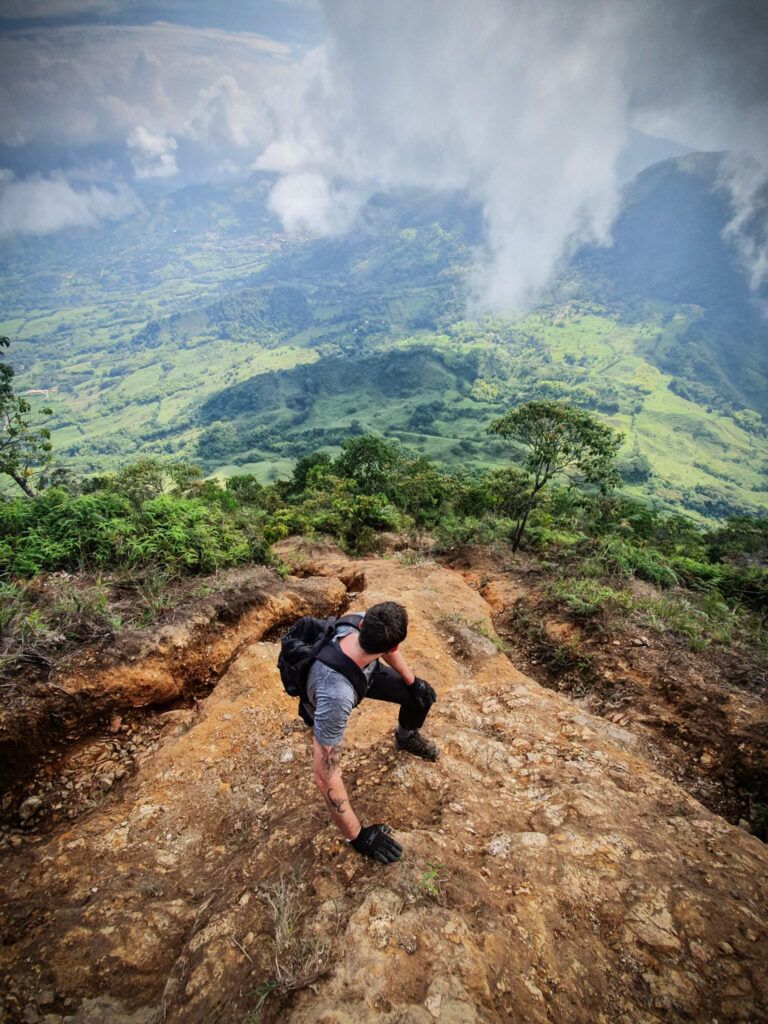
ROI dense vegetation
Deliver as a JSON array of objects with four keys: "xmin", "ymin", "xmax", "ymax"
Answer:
[
  {"xmin": 1, "ymin": 152, "xmax": 767, "ymax": 674},
  {"xmin": 2, "ymin": 420, "xmax": 766, "ymax": 673},
  {"xmin": 0, "ymin": 335, "xmax": 52, "ymax": 497}
]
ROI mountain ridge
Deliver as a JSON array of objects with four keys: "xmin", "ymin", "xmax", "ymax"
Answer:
[{"xmin": 1, "ymin": 153, "xmax": 766, "ymax": 517}]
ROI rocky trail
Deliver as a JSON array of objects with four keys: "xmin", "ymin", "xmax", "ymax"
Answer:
[
  {"xmin": 442, "ymin": 548, "xmax": 768, "ymax": 837},
  {"xmin": 1, "ymin": 545, "xmax": 768, "ymax": 1023}
]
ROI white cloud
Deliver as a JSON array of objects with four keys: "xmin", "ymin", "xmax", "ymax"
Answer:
[
  {"xmin": 256, "ymin": 0, "xmax": 768, "ymax": 310},
  {"xmin": 1, "ymin": 1, "xmax": 767, "ymax": 309},
  {"xmin": 186, "ymin": 74, "xmax": 270, "ymax": 150},
  {"xmin": 0, "ymin": 169, "xmax": 141, "ymax": 235},
  {"xmin": 0, "ymin": 21, "xmax": 294, "ymax": 151},
  {"xmin": 127, "ymin": 124, "xmax": 178, "ymax": 179},
  {"xmin": 258, "ymin": 0, "xmax": 629, "ymax": 310},
  {"xmin": 720, "ymin": 154, "xmax": 768, "ymax": 301},
  {"xmin": 267, "ymin": 171, "xmax": 366, "ymax": 234}
]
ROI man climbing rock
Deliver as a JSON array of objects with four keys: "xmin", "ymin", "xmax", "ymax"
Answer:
[{"xmin": 304, "ymin": 601, "xmax": 438, "ymax": 864}]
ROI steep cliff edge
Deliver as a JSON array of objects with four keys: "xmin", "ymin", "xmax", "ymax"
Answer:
[{"xmin": 1, "ymin": 552, "xmax": 767, "ymax": 1024}]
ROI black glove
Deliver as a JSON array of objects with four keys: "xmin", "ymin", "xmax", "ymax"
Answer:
[
  {"xmin": 350, "ymin": 824, "xmax": 402, "ymax": 864},
  {"xmin": 411, "ymin": 677, "xmax": 437, "ymax": 711}
]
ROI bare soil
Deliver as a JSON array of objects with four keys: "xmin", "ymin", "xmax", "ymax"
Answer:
[{"xmin": 439, "ymin": 544, "xmax": 768, "ymax": 839}]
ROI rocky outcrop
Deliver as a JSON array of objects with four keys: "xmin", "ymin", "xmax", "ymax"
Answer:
[
  {"xmin": 1, "ymin": 553, "xmax": 767, "ymax": 1023},
  {"xmin": 58, "ymin": 570, "xmax": 347, "ymax": 707}
]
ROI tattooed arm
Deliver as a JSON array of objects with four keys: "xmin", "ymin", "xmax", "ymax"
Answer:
[{"xmin": 312, "ymin": 735, "xmax": 361, "ymax": 839}]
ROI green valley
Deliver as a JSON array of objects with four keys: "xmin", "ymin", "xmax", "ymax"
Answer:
[{"xmin": 1, "ymin": 156, "xmax": 766, "ymax": 519}]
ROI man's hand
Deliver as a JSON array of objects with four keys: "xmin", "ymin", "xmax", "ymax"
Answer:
[
  {"xmin": 350, "ymin": 824, "xmax": 402, "ymax": 864},
  {"xmin": 411, "ymin": 677, "xmax": 437, "ymax": 711}
]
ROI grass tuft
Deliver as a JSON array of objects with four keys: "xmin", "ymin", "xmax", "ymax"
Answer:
[{"xmin": 251, "ymin": 872, "xmax": 330, "ymax": 1021}]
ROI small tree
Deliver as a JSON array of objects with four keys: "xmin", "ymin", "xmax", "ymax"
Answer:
[
  {"xmin": 0, "ymin": 336, "xmax": 53, "ymax": 497},
  {"xmin": 226, "ymin": 473, "xmax": 264, "ymax": 506},
  {"xmin": 333, "ymin": 434, "xmax": 402, "ymax": 497},
  {"xmin": 489, "ymin": 400, "xmax": 623, "ymax": 552},
  {"xmin": 288, "ymin": 451, "xmax": 334, "ymax": 495},
  {"xmin": 92, "ymin": 457, "xmax": 204, "ymax": 507}
]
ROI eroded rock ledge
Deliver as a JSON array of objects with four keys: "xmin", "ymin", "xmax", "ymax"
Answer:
[{"xmin": 0, "ymin": 567, "xmax": 347, "ymax": 794}]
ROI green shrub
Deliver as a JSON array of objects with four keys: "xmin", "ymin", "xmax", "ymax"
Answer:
[
  {"xmin": 0, "ymin": 488, "xmax": 135, "ymax": 575},
  {"xmin": 671, "ymin": 556, "xmax": 768, "ymax": 612},
  {"xmin": 716, "ymin": 566, "xmax": 768, "ymax": 611},
  {"xmin": 669, "ymin": 556, "xmax": 724, "ymax": 590},
  {"xmin": 550, "ymin": 579, "xmax": 633, "ymax": 617},
  {"xmin": 588, "ymin": 536, "xmax": 678, "ymax": 588},
  {"xmin": 525, "ymin": 523, "xmax": 584, "ymax": 553},
  {"xmin": 705, "ymin": 515, "xmax": 768, "ymax": 563},
  {"xmin": 632, "ymin": 592, "xmax": 737, "ymax": 650},
  {"xmin": 125, "ymin": 495, "xmax": 256, "ymax": 571},
  {"xmin": 0, "ymin": 487, "xmax": 267, "ymax": 577},
  {"xmin": 0, "ymin": 577, "xmax": 121, "ymax": 671},
  {"xmin": 225, "ymin": 473, "xmax": 265, "ymax": 505},
  {"xmin": 432, "ymin": 514, "xmax": 514, "ymax": 550}
]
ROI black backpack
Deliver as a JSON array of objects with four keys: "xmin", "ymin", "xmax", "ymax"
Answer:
[{"xmin": 277, "ymin": 613, "xmax": 368, "ymax": 703}]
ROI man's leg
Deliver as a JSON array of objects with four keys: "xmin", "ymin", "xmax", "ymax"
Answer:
[{"xmin": 365, "ymin": 666, "xmax": 438, "ymax": 759}]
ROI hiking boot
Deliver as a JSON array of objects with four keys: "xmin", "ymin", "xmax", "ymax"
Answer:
[{"xmin": 394, "ymin": 729, "xmax": 439, "ymax": 761}]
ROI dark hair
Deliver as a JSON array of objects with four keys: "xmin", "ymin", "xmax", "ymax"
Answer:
[{"xmin": 359, "ymin": 601, "xmax": 408, "ymax": 654}]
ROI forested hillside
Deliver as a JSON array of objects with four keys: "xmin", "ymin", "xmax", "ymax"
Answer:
[{"xmin": 1, "ymin": 154, "xmax": 766, "ymax": 519}]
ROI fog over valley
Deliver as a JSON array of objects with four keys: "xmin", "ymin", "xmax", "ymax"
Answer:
[{"xmin": 1, "ymin": 0, "xmax": 767, "ymax": 308}]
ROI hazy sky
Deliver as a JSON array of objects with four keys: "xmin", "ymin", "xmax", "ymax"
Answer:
[{"xmin": 1, "ymin": 0, "xmax": 767, "ymax": 308}]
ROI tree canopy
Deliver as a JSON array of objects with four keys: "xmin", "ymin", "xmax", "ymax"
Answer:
[
  {"xmin": 489, "ymin": 400, "xmax": 623, "ymax": 550},
  {"xmin": 0, "ymin": 336, "xmax": 53, "ymax": 497}
]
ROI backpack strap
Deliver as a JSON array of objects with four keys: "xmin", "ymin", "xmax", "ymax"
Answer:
[
  {"xmin": 315, "ymin": 643, "xmax": 370, "ymax": 704},
  {"xmin": 301, "ymin": 613, "xmax": 362, "ymax": 668},
  {"xmin": 293, "ymin": 613, "xmax": 367, "ymax": 706},
  {"xmin": 335, "ymin": 612, "xmax": 364, "ymax": 631}
]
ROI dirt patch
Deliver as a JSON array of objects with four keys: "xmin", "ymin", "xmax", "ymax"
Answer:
[{"xmin": 0, "ymin": 570, "xmax": 346, "ymax": 823}]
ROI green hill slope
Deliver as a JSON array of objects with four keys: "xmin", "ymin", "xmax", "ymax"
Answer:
[{"xmin": 572, "ymin": 153, "xmax": 768, "ymax": 417}]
